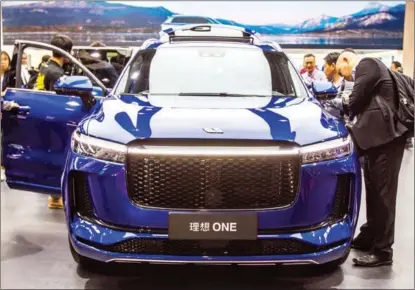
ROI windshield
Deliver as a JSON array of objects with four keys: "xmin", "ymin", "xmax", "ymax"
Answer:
[{"xmin": 114, "ymin": 45, "xmax": 308, "ymax": 98}]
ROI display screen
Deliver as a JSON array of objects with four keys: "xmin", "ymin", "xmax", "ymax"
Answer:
[{"xmin": 2, "ymin": 1, "xmax": 406, "ymax": 49}]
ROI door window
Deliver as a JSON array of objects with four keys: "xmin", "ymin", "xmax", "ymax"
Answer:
[{"xmin": 14, "ymin": 44, "xmax": 105, "ymax": 94}]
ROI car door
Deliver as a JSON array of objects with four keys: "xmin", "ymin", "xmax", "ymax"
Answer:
[{"xmin": 2, "ymin": 40, "xmax": 107, "ymax": 194}]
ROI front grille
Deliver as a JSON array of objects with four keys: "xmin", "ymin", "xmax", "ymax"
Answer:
[
  {"xmin": 77, "ymin": 237, "xmax": 347, "ymax": 256},
  {"xmin": 126, "ymin": 147, "xmax": 301, "ymax": 210},
  {"xmin": 328, "ymin": 174, "xmax": 353, "ymax": 221},
  {"xmin": 71, "ymin": 171, "xmax": 95, "ymax": 218}
]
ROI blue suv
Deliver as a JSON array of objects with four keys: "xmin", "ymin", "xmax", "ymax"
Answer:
[{"xmin": 2, "ymin": 25, "xmax": 361, "ymax": 269}]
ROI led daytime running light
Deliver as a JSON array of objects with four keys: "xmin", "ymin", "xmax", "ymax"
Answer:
[
  {"xmin": 71, "ymin": 130, "xmax": 127, "ymax": 163},
  {"xmin": 300, "ymin": 136, "xmax": 352, "ymax": 164}
]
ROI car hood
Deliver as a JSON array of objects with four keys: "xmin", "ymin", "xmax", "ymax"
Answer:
[{"xmin": 86, "ymin": 95, "xmax": 347, "ymax": 146}]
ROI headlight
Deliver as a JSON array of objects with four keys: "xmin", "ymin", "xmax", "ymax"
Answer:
[
  {"xmin": 71, "ymin": 130, "xmax": 127, "ymax": 163},
  {"xmin": 300, "ymin": 136, "xmax": 352, "ymax": 164}
]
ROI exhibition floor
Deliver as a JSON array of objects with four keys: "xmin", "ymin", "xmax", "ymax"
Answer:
[{"xmin": 1, "ymin": 150, "xmax": 413, "ymax": 289}]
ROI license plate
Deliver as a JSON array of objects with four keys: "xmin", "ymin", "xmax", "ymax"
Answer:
[{"xmin": 168, "ymin": 213, "xmax": 258, "ymax": 240}]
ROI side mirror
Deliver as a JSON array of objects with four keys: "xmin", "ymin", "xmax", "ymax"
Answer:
[
  {"xmin": 312, "ymin": 81, "xmax": 338, "ymax": 100},
  {"xmin": 92, "ymin": 86, "xmax": 105, "ymax": 97},
  {"xmin": 54, "ymin": 76, "xmax": 97, "ymax": 109}
]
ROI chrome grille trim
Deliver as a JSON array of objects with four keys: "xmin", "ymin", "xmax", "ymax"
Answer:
[{"xmin": 128, "ymin": 145, "xmax": 300, "ymax": 156}]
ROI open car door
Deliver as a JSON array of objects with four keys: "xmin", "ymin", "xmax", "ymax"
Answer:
[{"xmin": 1, "ymin": 40, "xmax": 107, "ymax": 194}]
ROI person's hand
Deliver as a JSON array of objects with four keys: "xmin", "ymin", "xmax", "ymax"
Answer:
[
  {"xmin": 3, "ymin": 101, "xmax": 19, "ymax": 111},
  {"xmin": 342, "ymin": 91, "xmax": 351, "ymax": 105},
  {"xmin": 9, "ymin": 101, "xmax": 20, "ymax": 109}
]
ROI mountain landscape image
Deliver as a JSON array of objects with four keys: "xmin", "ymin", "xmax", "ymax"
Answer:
[{"xmin": 2, "ymin": 1, "xmax": 406, "ymax": 48}]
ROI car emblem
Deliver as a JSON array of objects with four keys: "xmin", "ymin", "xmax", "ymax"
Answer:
[{"xmin": 203, "ymin": 128, "xmax": 223, "ymax": 134}]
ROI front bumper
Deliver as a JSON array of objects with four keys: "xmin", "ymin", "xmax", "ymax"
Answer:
[
  {"xmin": 63, "ymin": 150, "xmax": 361, "ymax": 265},
  {"xmin": 69, "ymin": 215, "xmax": 352, "ymax": 265}
]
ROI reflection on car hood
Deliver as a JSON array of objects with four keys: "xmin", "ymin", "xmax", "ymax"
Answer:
[{"xmin": 86, "ymin": 95, "xmax": 346, "ymax": 146}]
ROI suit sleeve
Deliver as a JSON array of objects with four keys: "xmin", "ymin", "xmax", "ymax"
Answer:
[
  {"xmin": 348, "ymin": 58, "xmax": 382, "ymax": 116},
  {"xmin": 405, "ymin": 74, "xmax": 414, "ymax": 90}
]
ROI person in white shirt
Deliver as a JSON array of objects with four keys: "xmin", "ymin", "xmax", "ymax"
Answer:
[
  {"xmin": 21, "ymin": 53, "xmax": 30, "ymax": 86},
  {"xmin": 301, "ymin": 53, "xmax": 327, "ymax": 86}
]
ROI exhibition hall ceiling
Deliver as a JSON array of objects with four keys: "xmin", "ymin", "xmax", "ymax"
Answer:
[{"xmin": 2, "ymin": 0, "xmax": 406, "ymax": 49}]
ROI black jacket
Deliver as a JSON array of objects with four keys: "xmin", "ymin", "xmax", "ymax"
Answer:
[
  {"xmin": 348, "ymin": 57, "xmax": 408, "ymax": 151},
  {"xmin": 1, "ymin": 70, "xmax": 16, "ymax": 92},
  {"xmin": 86, "ymin": 61, "xmax": 119, "ymax": 88}
]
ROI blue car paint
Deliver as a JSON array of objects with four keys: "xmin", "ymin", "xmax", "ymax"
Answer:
[
  {"xmin": 64, "ymin": 148, "xmax": 360, "ymax": 265},
  {"xmin": 69, "ymin": 216, "xmax": 352, "ymax": 264},
  {"xmin": 86, "ymin": 96, "xmax": 347, "ymax": 146},
  {"xmin": 2, "ymin": 42, "xmax": 361, "ymax": 266},
  {"xmin": 62, "ymin": 151, "xmax": 360, "ymax": 230},
  {"xmin": 55, "ymin": 76, "xmax": 95, "ymax": 92},
  {"xmin": 2, "ymin": 88, "xmax": 97, "ymax": 193}
]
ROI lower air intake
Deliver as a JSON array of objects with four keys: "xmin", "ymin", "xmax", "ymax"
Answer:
[
  {"xmin": 71, "ymin": 171, "xmax": 95, "ymax": 218},
  {"xmin": 328, "ymin": 174, "xmax": 353, "ymax": 221},
  {"xmin": 77, "ymin": 237, "xmax": 347, "ymax": 256}
]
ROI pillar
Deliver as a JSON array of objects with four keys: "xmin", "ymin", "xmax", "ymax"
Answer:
[
  {"xmin": 402, "ymin": 0, "xmax": 414, "ymax": 78},
  {"xmin": 1, "ymin": 3, "xmax": 3, "ymax": 48}
]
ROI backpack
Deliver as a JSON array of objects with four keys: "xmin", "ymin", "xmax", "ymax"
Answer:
[
  {"xmin": 388, "ymin": 69, "xmax": 414, "ymax": 135},
  {"xmin": 34, "ymin": 62, "xmax": 49, "ymax": 91},
  {"xmin": 26, "ymin": 70, "xmax": 38, "ymax": 90}
]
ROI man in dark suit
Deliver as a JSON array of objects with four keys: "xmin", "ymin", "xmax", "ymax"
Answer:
[{"xmin": 336, "ymin": 51, "xmax": 409, "ymax": 267}]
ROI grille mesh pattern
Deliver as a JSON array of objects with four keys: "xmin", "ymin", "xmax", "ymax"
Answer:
[
  {"xmin": 126, "ymin": 154, "xmax": 300, "ymax": 210},
  {"xmin": 78, "ymin": 237, "xmax": 347, "ymax": 256}
]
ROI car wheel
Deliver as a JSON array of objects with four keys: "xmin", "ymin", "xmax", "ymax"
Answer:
[{"xmin": 68, "ymin": 235, "xmax": 102, "ymax": 271}]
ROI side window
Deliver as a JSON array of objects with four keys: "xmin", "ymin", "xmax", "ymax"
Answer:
[
  {"xmin": 20, "ymin": 46, "xmax": 95, "ymax": 92},
  {"xmin": 288, "ymin": 61, "xmax": 309, "ymax": 97},
  {"xmin": 75, "ymin": 49, "xmax": 122, "ymax": 88},
  {"xmin": 21, "ymin": 47, "xmax": 53, "ymax": 90},
  {"xmin": 263, "ymin": 52, "xmax": 296, "ymax": 96},
  {"xmin": 263, "ymin": 51, "xmax": 309, "ymax": 98},
  {"xmin": 114, "ymin": 49, "xmax": 156, "ymax": 95}
]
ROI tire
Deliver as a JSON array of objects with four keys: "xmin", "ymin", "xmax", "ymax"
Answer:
[{"xmin": 68, "ymin": 235, "xmax": 103, "ymax": 271}]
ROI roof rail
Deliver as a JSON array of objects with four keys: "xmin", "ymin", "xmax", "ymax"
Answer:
[
  {"xmin": 169, "ymin": 35, "xmax": 254, "ymax": 44},
  {"xmin": 160, "ymin": 24, "xmax": 260, "ymax": 43}
]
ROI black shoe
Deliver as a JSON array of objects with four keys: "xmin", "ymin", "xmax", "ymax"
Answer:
[
  {"xmin": 351, "ymin": 238, "xmax": 372, "ymax": 251},
  {"xmin": 352, "ymin": 254, "xmax": 393, "ymax": 267}
]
